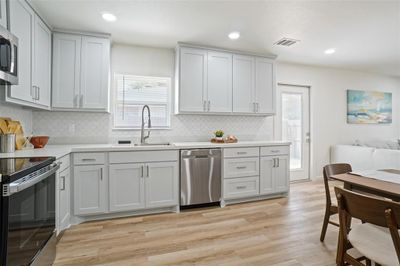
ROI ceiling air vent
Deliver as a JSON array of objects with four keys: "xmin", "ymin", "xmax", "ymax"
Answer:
[{"xmin": 274, "ymin": 38, "xmax": 299, "ymax": 47}]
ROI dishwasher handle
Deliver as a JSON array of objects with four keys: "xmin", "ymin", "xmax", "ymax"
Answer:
[{"xmin": 181, "ymin": 149, "xmax": 221, "ymax": 158}]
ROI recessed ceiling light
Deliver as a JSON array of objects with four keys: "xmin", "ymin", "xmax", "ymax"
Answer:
[
  {"xmin": 324, "ymin": 48, "xmax": 335, "ymax": 54},
  {"xmin": 228, "ymin": 31, "xmax": 240, "ymax": 40},
  {"xmin": 102, "ymin": 13, "xmax": 117, "ymax": 22}
]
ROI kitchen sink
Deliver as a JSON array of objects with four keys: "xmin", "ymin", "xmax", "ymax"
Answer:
[{"xmin": 134, "ymin": 142, "xmax": 172, "ymax": 147}]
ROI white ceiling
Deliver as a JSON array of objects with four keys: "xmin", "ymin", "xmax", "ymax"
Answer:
[{"xmin": 31, "ymin": 0, "xmax": 400, "ymax": 77}]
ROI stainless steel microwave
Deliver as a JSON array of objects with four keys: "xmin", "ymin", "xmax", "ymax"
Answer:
[{"xmin": 0, "ymin": 25, "xmax": 18, "ymax": 85}]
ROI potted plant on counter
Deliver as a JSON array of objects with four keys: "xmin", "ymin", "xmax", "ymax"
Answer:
[{"xmin": 214, "ymin": 130, "xmax": 224, "ymax": 142}]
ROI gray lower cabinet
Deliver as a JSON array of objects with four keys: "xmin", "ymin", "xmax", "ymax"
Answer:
[
  {"xmin": 73, "ymin": 165, "xmax": 107, "ymax": 215},
  {"xmin": 260, "ymin": 155, "xmax": 290, "ymax": 195},
  {"xmin": 57, "ymin": 168, "xmax": 70, "ymax": 233},
  {"xmin": 109, "ymin": 161, "xmax": 178, "ymax": 212},
  {"xmin": 109, "ymin": 163, "xmax": 145, "ymax": 212}
]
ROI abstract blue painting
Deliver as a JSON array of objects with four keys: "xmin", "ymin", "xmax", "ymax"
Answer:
[{"xmin": 347, "ymin": 90, "xmax": 392, "ymax": 124}]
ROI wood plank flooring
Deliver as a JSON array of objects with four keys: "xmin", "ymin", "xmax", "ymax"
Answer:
[{"xmin": 54, "ymin": 181, "xmax": 340, "ymax": 265}]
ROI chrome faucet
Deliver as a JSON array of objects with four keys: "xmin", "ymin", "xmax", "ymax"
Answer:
[{"xmin": 140, "ymin": 105, "xmax": 151, "ymax": 144}]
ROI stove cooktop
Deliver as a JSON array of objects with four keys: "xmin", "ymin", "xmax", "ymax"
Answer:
[{"xmin": 0, "ymin": 157, "xmax": 55, "ymax": 183}]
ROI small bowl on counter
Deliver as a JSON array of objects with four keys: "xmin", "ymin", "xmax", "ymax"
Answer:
[{"xmin": 30, "ymin": 136, "xmax": 49, "ymax": 149}]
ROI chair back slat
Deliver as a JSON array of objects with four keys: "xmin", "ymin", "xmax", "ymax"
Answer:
[{"xmin": 335, "ymin": 187, "xmax": 400, "ymax": 228}]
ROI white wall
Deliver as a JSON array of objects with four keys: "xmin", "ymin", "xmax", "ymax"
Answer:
[{"xmin": 276, "ymin": 62, "xmax": 400, "ymax": 178}]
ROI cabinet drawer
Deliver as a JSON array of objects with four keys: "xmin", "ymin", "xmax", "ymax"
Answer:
[
  {"xmin": 224, "ymin": 157, "xmax": 259, "ymax": 178},
  {"xmin": 260, "ymin": 146, "xmax": 289, "ymax": 156},
  {"xmin": 73, "ymin": 153, "xmax": 105, "ymax": 165},
  {"xmin": 224, "ymin": 176, "xmax": 259, "ymax": 199},
  {"xmin": 57, "ymin": 155, "xmax": 70, "ymax": 172},
  {"xmin": 224, "ymin": 147, "xmax": 259, "ymax": 158},
  {"xmin": 109, "ymin": 150, "xmax": 178, "ymax": 164}
]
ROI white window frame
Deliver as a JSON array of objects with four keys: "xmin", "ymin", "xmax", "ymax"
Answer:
[{"xmin": 112, "ymin": 73, "xmax": 172, "ymax": 130}]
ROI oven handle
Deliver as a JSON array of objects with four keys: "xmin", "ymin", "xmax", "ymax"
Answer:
[{"xmin": 3, "ymin": 162, "xmax": 60, "ymax": 196}]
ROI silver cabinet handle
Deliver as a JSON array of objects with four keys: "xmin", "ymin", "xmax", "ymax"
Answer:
[
  {"xmin": 37, "ymin": 86, "xmax": 40, "ymax": 100},
  {"xmin": 236, "ymin": 185, "xmax": 247, "ymax": 189},
  {"xmin": 60, "ymin": 176, "xmax": 66, "ymax": 191},
  {"xmin": 203, "ymin": 100, "xmax": 206, "ymax": 111},
  {"xmin": 236, "ymin": 166, "xmax": 247, "ymax": 170},
  {"xmin": 140, "ymin": 165, "xmax": 144, "ymax": 178},
  {"xmin": 273, "ymin": 158, "xmax": 276, "ymax": 168},
  {"xmin": 100, "ymin": 168, "xmax": 103, "ymax": 181},
  {"xmin": 81, "ymin": 158, "xmax": 96, "ymax": 162},
  {"xmin": 270, "ymin": 150, "xmax": 280, "ymax": 153},
  {"xmin": 147, "ymin": 165, "xmax": 150, "ymax": 177},
  {"xmin": 277, "ymin": 158, "xmax": 280, "ymax": 168},
  {"xmin": 74, "ymin": 95, "xmax": 79, "ymax": 107},
  {"xmin": 237, "ymin": 152, "xmax": 247, "ymax": 155},
  {"xmin": 208, "ymin": 100, "xmax": 211, "ymax": 112},
  {"xmin": 253, "ymin": 102, "xmax": 256, "ymax": 113}
]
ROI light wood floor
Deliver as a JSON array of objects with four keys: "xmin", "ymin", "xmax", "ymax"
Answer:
[{"xmin": 54, "ymin": 181, "xmax": 340, "ymax": 265}]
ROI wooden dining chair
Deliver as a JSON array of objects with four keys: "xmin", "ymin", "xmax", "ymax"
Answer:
[
  {"xmin": 335, "ymin": 187, "xmax": 400, "ymax": 266},
  {"xmin": 320, "ymin": 163, "xmax": 352, "ymax": 242}
]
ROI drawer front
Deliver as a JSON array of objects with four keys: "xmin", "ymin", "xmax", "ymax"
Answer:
[
  {"xmin": 109, "ymin": 150, "xmax": 178, "ymax": 164},
  {"xmin": 224, "ymin": 157, "xmax": 259, "ymax": 178},
  {"xmin": 224, "ymin": 147, "xmax": 259, "ymax": 158},
  {"xmin": 260, "ymin": 146, "xmax": 289, "ymax": 156},
  {"xmin": 73, "ymin": 153, "xmax": 106, "ymax": 165},
  {"xmin": 224, "ymin": 176, "xmax": 259, "ymax": 199},
  {"xmin": 57, "ymin": 155, "xmax": 70, "ymax": 172}
]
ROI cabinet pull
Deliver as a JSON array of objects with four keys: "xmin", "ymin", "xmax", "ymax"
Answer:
[
  {"xmin": 37, "ymin": 86, "xmax": 40, "ymax": 100},
  {"xmin": 270, "ymin": 150, "xmax": 280, "ymax": 153},
  {"xmin": 80, "ymin": 95, "xmax": 83, "ymax": 108},
  {"xmin": 140, "ymin": 165, "xmax": 144, "ymax": 178},
  {"xmin": 203, "ymin": 100, "xmax": 206, "ymax": 111},
  {"xmin": 253, "ymin": 102, "xmax": 256, "ymax": 113},
  {"xmin": 74, "ymin": 95, "xmax": 79, "ymax": 107},
  {"xmin": 208, "ymin": 100, "xmax": 211, "ymax": 112},
  {"xmin": 236, "ymin": 166, "xmax": 247, "ymax": 170},
  {"xmin": 236, "ymin": 185, "xmax": 247, "ymax": 190},
  {"xmin": 60, "ymin": 176, "xmax": 66, "ymax": 191},
  {"xmin": 237, "ymin": 152, "xmax": 247, "ymax": 155},
  {"xmin": 147, "ymin": 165, "xmax": 150, "ymax": 177},
  {"xmin": 277, "ymin": 158, "xmax": 280, "ymax": 168},
  {"xmin": 100, "ymin": 168, "xmax": 103, "ymax": 180},
  {"xmin": 273, "ymin": 158, "xmax": 276, "ymax": 168},
  {"xmin": 81, "ymin": 158, "xmax": 96, "ymax": 162}
]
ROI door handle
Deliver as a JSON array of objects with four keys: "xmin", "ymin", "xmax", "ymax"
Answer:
[
  {"xmin": 236, "ymin": 166, "xmax": 247, "ymax": 170},
  {"xmin": 146, "ymin": 165, "xmax": 150, "ymax": 177},
  {"xmin": 203, "ymin": 100, "xmax": 206, "ymax": 111},
  {"xmin": 37, "ymin": 86, "xmax": 40, "ymax": 100},
  {"xmin": 74, "ymin": 95, "xmax": 79, "ymax": 107},
  {"xmin": 100, "ymin": 168, "xmax": 103, "ymax": 181},
  {"xmin": 60, "ymin": 176, "xmax": 66, "ymax": 191},
  {"xmin": 80, "ymin": 95, "xmax": 83, "ymax": 108},
  {"xmin": 277, "ymin": 158, "xmax": 280, "ymax": 168},
  {"xmin": 236, "ymin": 185, "xmax": 247, "ymax": 190},
  {"xmin": 140, "ymin": 165, "xmax": 144, "ymax": 178},
  {"xmin": 273, "ymin": 158, "xmax": 276, "ymax": 167}
]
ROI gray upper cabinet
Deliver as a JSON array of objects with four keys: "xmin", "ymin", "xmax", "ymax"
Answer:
[
  {"xmin": 175, "ymin": 44, "xmax": 276, "ymax": 116},
  {"xmin": 6, "ymin": 0, "xmax": 51, "ymax": 109},
  {"xmin": 52, "ymin": 32, "xmax": 110, "ymax": 112},
  {"xmin": 0, "ymin": 0, "xmax": 8, "ymax": 29}
]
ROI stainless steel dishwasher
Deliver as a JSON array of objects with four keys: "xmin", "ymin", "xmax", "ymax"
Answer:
[{"xmin": 180, "ymin": 149, "xmax": 221, "ymax": 206}]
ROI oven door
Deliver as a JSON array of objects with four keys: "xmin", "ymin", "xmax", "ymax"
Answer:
[{"xmin": 2, "ymin": 164, "xmax": 58, "ymax": 266}]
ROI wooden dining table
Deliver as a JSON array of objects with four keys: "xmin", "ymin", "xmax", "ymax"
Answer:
[{"xmin": 330, "ymin": 171, "xmax": 400, "ymax": 202}]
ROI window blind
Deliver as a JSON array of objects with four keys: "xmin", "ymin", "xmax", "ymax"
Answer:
[{"xmin": 114, "ymin": 74, "xmax": 171, "ymax": 129}]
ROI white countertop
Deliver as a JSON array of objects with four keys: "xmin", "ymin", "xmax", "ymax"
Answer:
[{"xmin": 0, "ymin": 141, "xmax": 291, "ymax": 159}]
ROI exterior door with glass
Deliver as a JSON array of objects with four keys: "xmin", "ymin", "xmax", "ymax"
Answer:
[{"xmin": 276, "ymin": 85, "xmax": 310, "ymax": 181}]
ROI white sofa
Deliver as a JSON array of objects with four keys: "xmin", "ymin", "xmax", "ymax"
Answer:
[{"xmin": 330, "ymin": 144, "xmax": 400, "ymax": 171}]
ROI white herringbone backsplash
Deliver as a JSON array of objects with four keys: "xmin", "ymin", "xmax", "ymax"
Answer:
[
  {"xmin": 33, "ymin": 111, "xmax": 274, "ymax": 144},
  {"xmin": 0, "ymin": 104, "xmax": 32, "ymax": 134}
]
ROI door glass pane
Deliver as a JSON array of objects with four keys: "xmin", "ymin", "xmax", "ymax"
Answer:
[{"xmin": 282, "ymin": 93, "xmax": 302, "ymax": 169}]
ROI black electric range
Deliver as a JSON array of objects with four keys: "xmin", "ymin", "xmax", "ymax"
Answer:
[{"xmin": 0, "ymin": 156, "xmax": 59, "ymax": 266}]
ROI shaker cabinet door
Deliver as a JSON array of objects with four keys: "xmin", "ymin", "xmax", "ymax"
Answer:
[{"xmin": 233, "ymin": 54, "xmax": 255, "ymax": 113}]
